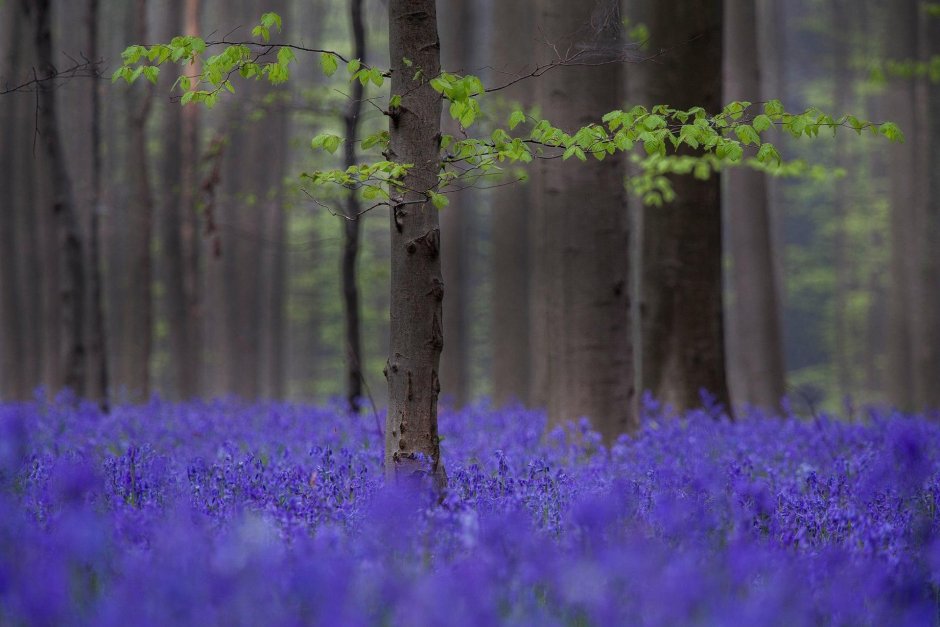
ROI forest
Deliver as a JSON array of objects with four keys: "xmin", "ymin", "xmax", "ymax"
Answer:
[{"xmin": 1, "ymin": 0, "xmax": 939, "ymax": 624}]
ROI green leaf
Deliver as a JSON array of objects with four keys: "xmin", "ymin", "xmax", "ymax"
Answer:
[
  {"xmin": 752, "ymin": 114, "xmax": 772, "ymax": 133},
  {"xmin": 430, "ymin": 191, "xmax": 449, "ymax": 209},
  {"xmin": 879, "ymin": 122, "xmax": 904, "ymax": 143},
  {"xmin": 320, "ymin": 52, "xmax": 338, "ymax": 77},
  {"xmin": 347, "ymin": 59, "xmax": 361, "ymax": 76},
  {"xmin": 508, "ymin": 110, "xmax": 526, "ymax": 130}
]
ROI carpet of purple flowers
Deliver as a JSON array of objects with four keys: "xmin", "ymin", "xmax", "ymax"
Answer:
[{"xmin": 1, "ymin": 392, "xmax": 939, "ymax": 626}]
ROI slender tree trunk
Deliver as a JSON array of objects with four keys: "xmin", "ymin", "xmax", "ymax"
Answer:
[
  {"xmin": 23, "ymin": 0, "xmax": 87, "ymax": 396},
  {"xmin": 0, "ymin": 3, "xmax": 26, "ymax": 399},
  {"xmin": 533, "ymin": 0, "xmax": 636, "ymax": 441},
  {"xmin": 883, "ymin": 0, "xmax": 918, "ymax": 410},
  {"xmin": 258, "ymin": 0, "xmax": 288, "ymax": 399},
  {"xmin": 385, "ymin": 0, "xmax": 446, "ymax": 485},
  {"xmin": 159, "ymin": 0, "xmax": 202, "ymax": 400},
  {"xmin": 917, "ymin": 9, "xmax": 940, "ymax": 411},
  {"xmin": 86, "ymin": 0, "xmax": 109, "ymax": 407},
  {"xmin": 341, "ymin": 0, "xmax": 367, "ymax": 412},
  {"xmin": 118, "ymin": 0, "xmax": 154, "ymax": 400},
  {"xmin": 640, "ymin": 0, "xmax": 728, "ymax": 413},
  {"xmin": 831, "ymin": 0, "xmax": 853, "ymax": 405},
  {"xmin": 723, "ymin": 0, "xmax": 786, "ymax": 413},
  {"xmin": 489, "ymin": 1, "xmax": 534, "ymax": 407},
  {"xmin": 437, "ymin": 0, "xmax": 475, "ymax": 408}
]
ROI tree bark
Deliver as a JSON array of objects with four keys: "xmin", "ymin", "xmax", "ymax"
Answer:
[
  {"xmin": 723, "ymin": 0, "xmax": 786, "ymax": 413},
  {"xmin": 490, "ymin": 1, "xmax": 534, "ymax": 407},
  {"xmin": 533, "ymin": 0, "xmax": 636, "ymax": 441},
  {"xmin": 640, "ymin": 0, "xmax": 729, "ymax": 413},
  {"xmin": 0, "ymin": 2, "xmax": 26, "ymax": 399},
  {"xmin": 23, "ymin": 0, "xmax": 87, "ymax": 396},
  {"xmin": 385, "ymin": 0, "xmax": 446, "ymax": 486},
  {"xmin": 341, "ymin": 0, "xmax": 367, "ymax": 412}
]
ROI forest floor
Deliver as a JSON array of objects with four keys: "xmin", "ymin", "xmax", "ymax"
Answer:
[{"xmin": 0, "ymin": 395, "xmax": 937, "ymax": 625}]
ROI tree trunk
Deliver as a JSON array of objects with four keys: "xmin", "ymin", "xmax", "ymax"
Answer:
[
  {"xmin": 723, "ymin": 0, "xmax": 786, "ymax": 413},
  {"xmin": 437, "ymin": 0, "xmax": 476, "ymax": 409},
  {"xmin": 640, "ymin": 0, "xmax": 728, "ymax": 413},
  {"xmin": 23, "ymin": 0, "xmax": 87, "ymax": 396},
  {"xmin": 0, "ymin": 2, "xmax": 26, "ymax": 400},
  {"xmin": 258, "ymin": 0, "xmax": 288, "ymax": 400},
  {"xmin": 831, "ymin": 0, "xmax": 853, "ymax": 405},
  {"xmin": 86, "ymin": 0, "xmax": 109, "ymax": 407},
  {"xmin": 917, "ymin": 9, "xmax": 940, "ymax": 411},
  {"xmin": 385, "ymin": 0, "xmax": 446, "ymax": 486},
  {"xmin": 341, "ymin": 0, "xmax": 367, "ymax": 412},
  {"xmin": 883, "ymin": 0, "xmax": 919, "ymax": 411},
  {"xmin": 533, "ymin": 0, "xmax": 636, "ymax": 441},
  {"xmin": 159, "ymin": 0, "xmax": 202, "ymax": 400},
  {"xmin": 119, "ymin": 0, "xmax": 154, "ymax": 400},
  {"xmin": 490, "ymin": 0, "xmax": 534, "ymax": 407}
]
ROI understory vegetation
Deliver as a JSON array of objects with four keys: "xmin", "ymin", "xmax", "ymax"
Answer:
[{"xmin": 1, "ymin": 397, "xmax": 937, "ymax": 625}]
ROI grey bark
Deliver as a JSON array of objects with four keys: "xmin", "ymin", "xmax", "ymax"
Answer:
[
  {"xmin": 533, "ymin": 0, "xmax": 637, "ymax": 441},
  {"xmin": 24, "ymin": 0, "xmax": 87, "ymax": 395},
  {"xmin": 723, "ymin": 0, "xmax": 786, "ymax": 413},
  {"xmin": 341, "ymin": 0, "xmax": 367, "ymax": 412},
  {"xmin": 640, "ymin": 0, "xmax": 729, "ymax": 413},
  {"xmin": 0, "ymin": 3, "xmax": 26, "ymax": 399},
  {"xmin": 385, "ymin": 0, "xmax": 446, "ymax": 486}
]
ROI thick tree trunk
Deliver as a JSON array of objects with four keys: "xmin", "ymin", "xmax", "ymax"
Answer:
[
  {"xmin": 24, "ymin": 0, "xmax": 87, "ymax": 396},
  {"xmin": 884, "ymin": 0, "xmax": 919, "ymax": 411},
  {"xmin": 341, "ymin": 0, "xmax": 367, "ymax": 412},
  {"xmin": 723, "ymin": 0, "xmax": 786, "ymax": 413},
  {"xmin": 533, "ymin": 0, "xmax": 636, "ymax": 441},
  {"xmin": 385, "ymin": 0, "xmax": 446, "ymax": 485},
  {"xmin": 490, "ymin": 0, "xmax": 534, "ymax": 407},
  {"xmin": 437, "ymin": 0, "xmax": 476, "ymax": 408},
  {"xmin": 640, "ymin": 0, "xmax": 728, "ymax": 413}
]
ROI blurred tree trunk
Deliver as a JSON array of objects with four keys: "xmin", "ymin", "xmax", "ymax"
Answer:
[
  {"xmin": 831, "ymin": 0, "xmax": 853, "ymax": 405},
  {"xmin": 917, "ymin": 9, "xmax": 940, "ymax": 411},
  {"xmin": 339, "ymin": 0, "xmax": 367, "ymax": 412},
  {"xmin": 0, "ymin": 3, "xmax": 26, "ymax": 399},
  {"xmin": 533, "ymin": 0, "xmax": 636, "ymax": 441},
  {"xmin": 723, "ymin": 0, "xmax": 785, "ymax": 412},
  {"xmin": 490, "ymin": 0, "xmax": 533, "ymax": 407},
  {"xmin": 118, "ymin": 0, "xmax": 154, "ymax": 400},
  {"xmin": 438, "ymin": 0, "xmax": 476, "ymax": 408},
  {"xmin": 23, "ymin": 0, "xmax": 87, "ymax": 396},
  {"xmin": 641, "ymin": 0, "xmax": 728, "ymax": 412},
  {"xmin": 160, "ymin": 0, "xmax": 202, "ymax": 400},
  {"xmin": 385, "ymin": 0, "xmax": 446, "ymax": 485},
  {"xmin": 85, "ymin": 0, "xmax": 109, "ymax": 406},
  {"xmin": 883, "ymin": 0, "xmax": 919, "ymax": 410},
  {"xmin": 258, "ymin": 0, "xmax": 288, "ymax": 399}
]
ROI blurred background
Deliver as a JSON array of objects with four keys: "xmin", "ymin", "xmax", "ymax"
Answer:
[{"xmin": 0, "ymin": 0, "xmax": 934, "ymax": 414}]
